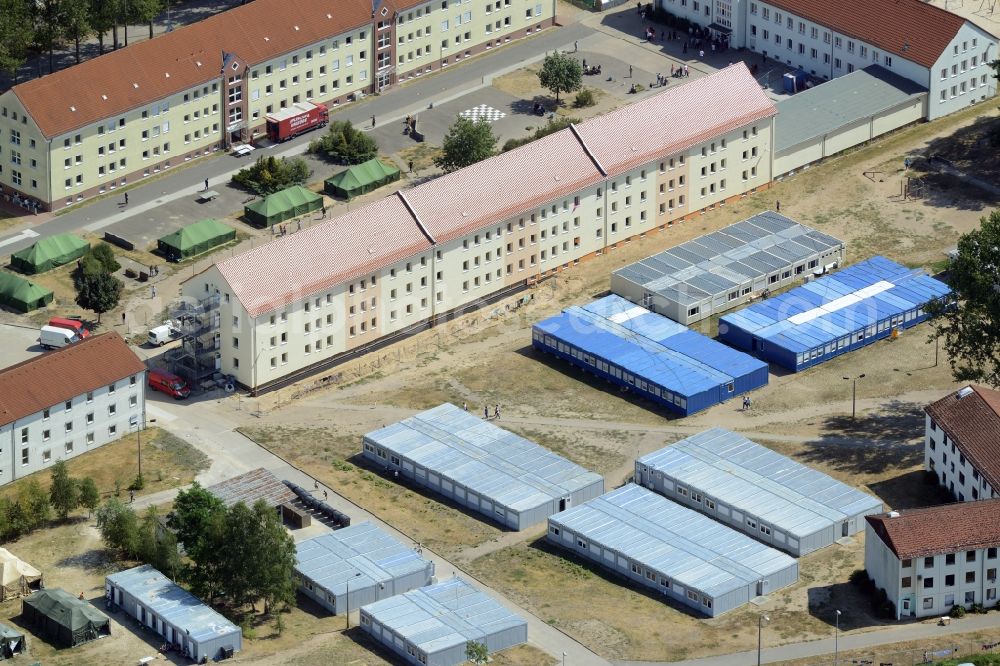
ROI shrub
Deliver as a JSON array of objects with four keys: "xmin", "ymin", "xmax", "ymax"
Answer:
[
  {"xmin": 970, "ymin": 603, "xmax": 987, "ymax": 614},
  {"xmin": 573, "ymin": 89, "xmax": 596, "ymax": 108},
  {"xmin": 950, "ymin": 604, "xmax": 966, "ymax": 618},
  {"xmin": 502, "ymin": 117, "xmax": 580, "ymax": 152},
  {"xmin": 232, "ymin": 156, "xmax": 311, "ymax": 196},
  {"xmin": 308, "ymin": 120, "xmax": 378, "ymax": 164},
  {"xmin": 849, "ymin": 569, "xmax": 871, "ymax": 588},
  {"xmin": 90, "ymin": 243, "xmax": 120, "ymax": 274}
]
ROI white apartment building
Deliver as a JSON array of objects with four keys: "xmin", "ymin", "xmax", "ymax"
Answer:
[
  {"xmin": 865, "ymin": 501, "xmax": 1000, "ymax": 619},
  {"xmin": 0, "ymin": 332, "xmax": 147, "ymax": 486},
  {"xmin": 925, "ymin": 385, "xmax": 1000, "ymax": 503},
  {"xmin": 659, "ymin": 0, "xmax": 997, "ymax": 119},
  {"xmin": 182, "ymin": 64, "xmax": 777, "ymax": 392}
]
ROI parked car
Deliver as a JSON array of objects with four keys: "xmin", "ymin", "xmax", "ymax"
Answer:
[
  {"xmin": 39, "ymin": 325, "xmax": 80, "ymax": 350},
  {"xmin": 147, "ymin": 322, "xmax": 181, "ymax": 346},
  {"xmin": 147, "ymin": 368, "xmax": 191, "ymax": 399},
  {"xmin": 48, "ymin": 317, "xmax": 90, "ymax": 338}
]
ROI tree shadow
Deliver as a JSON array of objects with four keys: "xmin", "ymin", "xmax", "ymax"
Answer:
[
  {"xmin": 868, "ymin": 470, "xmax": 953, "ymax": 511},
  {"xmin": 54, "ymin": 546, "xmax": 115, "ymax": 573},
  {"xmin": 806, "ymin": 581, "xmax": 890, "ymax": 631},
  {"xmin": 795, "ymin": 400, "xmax": 926, "ymax": 477}
]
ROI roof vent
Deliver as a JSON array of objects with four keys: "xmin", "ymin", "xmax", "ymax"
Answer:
[
  {"xmin": 888, "ymin": 510, "xmax": 900, "ymax": 518},
  {"xmin": 132, "ymin": 83, "xmax": 139, "ymax": 89},
  {"xmin": 554, "ymin": 175, "xmax": 561, "ymax": 181},
  {"xmin": 956, "ymin": 386, "xmax": 975, "ymax": 400},
  {"xmin": 462, "ymin": 212, "xmax": 468, "ymax": 217},
  {"xmin": 69, "ymin": 106, "xmax": 76, "ymax": 112},
  {"xmin": 101, "ymin": 94, "xmax": 108, "ymax": 100},
  {"xmin": 294, "ymin": 25, "xmax": 300, "ymax": 31},
  {"xmin": 631, "ymin": 146, "xmax": 638, "ymax": 152},
  {"xmin": 264, "ymin": 36, "xmax": 270, "ymax": 42},
  {"xmin": 327, "ymin": 13, "xmax": 332, "ymax": 18},
  {"xmin": 195, "ymin": 60, "xmax": 202, "ymax": 67},
  {"xmin": 165, "ymin": 72, "xmax": 170, "ymax": 78}
]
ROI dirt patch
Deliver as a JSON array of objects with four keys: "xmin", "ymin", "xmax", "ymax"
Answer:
[
  {"xmin": 0, "ymin": 427, "xmax": 208, "ymax": 503},
  {"xmin": 494, "ymin": 65, "xmax": 622, "ymax": 122},
  {"xmin": 398, "ymin": 144, "xmax": 443, "ymax": 174}
]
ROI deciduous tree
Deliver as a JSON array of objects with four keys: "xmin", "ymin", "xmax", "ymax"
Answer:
[
  {"xmin": 75, "ymin": 272, "xmax": 123, "ymax": 322},
  {"xmin": 49, "ymin": 460, "xmax": 80, "ymax": 520},
  {"xmin": 308, "ymin": 120, "xmax": 378, "ymax": 165},
  {"xmin": 232, "ymin": 155, "xmax": 311, "ymax": 196},
  {"xmin": 927, "ymin": 209, "xmax": 1000, "ymax": 386},
  {"xmin": 537, "ymin": 51, "xmax": 583, "ymax": 104},
  {"xmin": 0, "ymin": 0, "xmax": 35, "ymax": 80},
  {"xmin": 78, "ymin": 477, "xmax": 100, "ymax": 517},
  {"xmin": 435, "ymin": 117, "xmax": 497, "ymax": 173},
  {"xmin": 96, "ymin": 496, "xmax": 140, "ymax": 558}
]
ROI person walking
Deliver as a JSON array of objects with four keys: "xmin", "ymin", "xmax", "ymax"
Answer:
[
  {"xmin": 574, "ymin": 40, "xmax": 578, "ymax": 52},
  {"xmin": 124, "ymin": 192, "xmax": 129, "ymax": 205},
  {"xmin": 371, "ymin": 114, "xmax": 376, "ymax": 128},
  {"xmin": 408, "ymin": 160, "xmax": 413, "ymax": 173},
  {"xmin": 776, "ymin": 200, "xmax": 781, "ymax": 212},
  {"xmin": 629, "ymin": 65, "xmax": 633, "ymax": 78},
  {"xmin": 204, "ymin": 178, "xmax": 209, "ymax": 191},
  {"xmin": 151, "ymin": 285, "xmax": 157, "ymax": 298},
  {"xmin": 323, "ymin": 490, "xmax": 328, "ymax": 500},
  {"xmin": 484, "ymin": 405, "xmax": 490, "ymax": 420},
  {"xmin": 494, "ymin": 404, "xmax": 500, "ymax": 419}
]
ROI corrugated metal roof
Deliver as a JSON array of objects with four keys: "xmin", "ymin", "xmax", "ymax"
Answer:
[
  {"xmin": 364, "ymin": 404, "xmax": 603, "ymax": 513},
  {"xmin": 533, "ymin": 295, "xmax": 768, "ymax": 398},
  {"xmin": 614, "ymin": 212, "xmax": 844, "ymax": 305},
  {"xmin": 295, "ymin": 522, "xmax": 431, "ymax": 596},
  {"xmin": 775, "ymin": 67, "xmax": 927, "ymax": 154},
  {"xmin": 574, "ymin": 64, "xmax": 776, "ymax": 177},
  {"xmin": 205, "ymin": 468, "xmax": 296, "ymax": 508},
  {"xmin": 362, "ymin": 578, "xmax": 525, "ymax": 654},
  {"xmin": 549, "ymin": 484, "xmax": 796, "ymax": 597},
  {"xmin": 106, "ymin": 565, "xmax": 240, "ymax": 645},
  {"xmin": 639, "ymin": 428, "xmax": 883, "ymax": 538},
  {"xmin": 719, "ymin": 256, "xmax": 951, "ymax": 353}
]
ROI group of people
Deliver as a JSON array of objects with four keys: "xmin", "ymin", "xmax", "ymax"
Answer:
[
  {"xmin": 461, "ymin": 401, "xmax": 501, "ymax": 420},
  {"xmin": 669, "ymin": 63, "xmax": 690, "ymax": 78},
  {"xmin": 742, "ymin": 394, "xmax": 754, "ymax": 411},
  {"xmin": 147, "ymin": 264, "xmax": 160, "ymax": 277},
  {"xmin": 582, "ymin": 60, "xmax": 603, "ymax": 76},
  {"xmin": 4, "ymin": 190, "xmax": 40, "ymax": 215}
]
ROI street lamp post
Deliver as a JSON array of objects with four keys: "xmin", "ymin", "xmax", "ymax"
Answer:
[
  {"xmin": 757, "ymin": 614, "xmax": 769, "ymax": 666},
  {"xmin": 842, "ymin": 374, "xmax": 866, "ymax": 419},
  {"xmin": 137, "ymin": 418, "xmax": 156, "ymax": 483},
  {"xmin": 834, "ymin": 609, "xmax": 842, "ymax": 666},
  {"xmin": 345, "ymin": 572, "xmax": 361, "ymax": 630},
  {"xmin": 562, "ymin": 651, "xmax": 566, "ymax": 666}
]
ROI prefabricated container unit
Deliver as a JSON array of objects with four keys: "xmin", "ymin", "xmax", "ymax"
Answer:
[
  {"xmin": 295, "ymin": 521, "xmax": 434, "ymax": 615},
  {"xmin": 718, "ymin": 256, "xmax": 952, "ymax": 372},
  {"xmin": 532, "ymin": 295, "xmax": 769, "ymax": 417},
  {"xmin": 547, "ymin": 484, "xmax": 798, "ymax": 616},
  {"xmin": 362, "ymin": 403, "xmax": 604, "ymax": 530},
  {"xmin": 611, "ymin": 212, "xmax": 845, "ymax": 325},
  {"xmin": 105, "ymin": 565, "xmax": 241, "ymax": 662},
  {"xmin": 359, "ymin": 577, "xmax": 527, "ymax": 666},
  {"xmin": 636, "ymin": 428, "xmax": 884, "ymax": 556}
]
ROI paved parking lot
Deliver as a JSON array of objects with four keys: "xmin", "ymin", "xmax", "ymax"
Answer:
[{"xmin": 0, "ymin": 323, "xmax": 44, "ymax": 367}]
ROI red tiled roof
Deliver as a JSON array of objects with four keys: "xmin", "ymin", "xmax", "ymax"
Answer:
[
  {"xmin": 0, "ymin": 332, "xmax": 146, "ymax": 427},
  {"xmin": 217, "ymin": 195, "xmax": 432, "ymax": 318},
  {"xmin": 866, "ymin": 500, "xmax": 1000, "ymax": 559},
  {"xmin": 574, "ymin": 64, "xmax": 776, "ymax": 177},
  {"xmin": 214, "ymin": 65, "xmax": 773, "ymax": 317},
  {"xmin": 12, "ymin": 0, "xmax": 372, "ymax": 138},
  {"xmin": 404, "ymin": 128, "xmax": 605, "ymax": 246},
  {"xmin": 766, "ymin": 0, "xmax": 966, "ymax": 69},
  {"xmin": 925, "ymin": 385, "xmax": 1000, "ymax": 493}
]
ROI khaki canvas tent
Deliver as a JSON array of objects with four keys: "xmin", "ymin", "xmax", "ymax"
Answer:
[
  {"xmin": 324, "ymin": 158, "xmax": 401, "ymax": 199},
  {"xmin": 0, "ymin": 549, "xmax": 42, "ymax": 601},
  {"xmin": 157, "ymin": 218, "xmax": 236, "ymax": 261},
  {"xmin": 0, "ymin": 622, "xmax": 25, "ymax": 660},
  {"xmin": 0, "ymin": 272, "xmax": 53, "ymax": 313},
  {"xmin": 10, "ymin": 233, "xmax": 89, "ymax": 274},
  {"xmin": 244, "ymin": 185, "xmax": 323, "ymax": 228},
  {"xmin": 21, "ymin": 588, "xmax": 110, "ymax": 647}
]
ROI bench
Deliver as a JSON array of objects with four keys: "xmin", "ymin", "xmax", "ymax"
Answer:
[{"xmin": 197, "ymin": 190, "xmax": 220, "ymax": 202}]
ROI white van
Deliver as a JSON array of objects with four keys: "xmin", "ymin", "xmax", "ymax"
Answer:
[
  {"xmin": 147, "ymin": 322, "xmax": 181, "ymax": 347},
  {"xmin": 39, "ymin": 325, "xmax": 80, "ymax": 350}
]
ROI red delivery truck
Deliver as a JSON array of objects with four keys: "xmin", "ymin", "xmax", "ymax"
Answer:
[
  {"xmin": 48, "ymin": 317, "xmax": 90, "ymax": 338},
  {"xmin": 265, "ymin": 101, "xmax": 329, "ymax": 142}
]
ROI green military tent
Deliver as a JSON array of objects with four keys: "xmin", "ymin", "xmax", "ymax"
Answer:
[
  {"xmin": 10, "ymin": 233, "xmax": 89, "ymax": 274},
  {"xmin": 0, "ymin": 622, "xmax": 25, "ymax": 659},
  {"xmin": 157, "ymin": 218, "xmax": 237, "ymax": 262},
  {"xmin": 244, "ymin": 185, "xmax": 323, "ymax": 228},
  {"xmin": 324, "ymin": 158, "xmax": 401, "ymax": 199},
  {"xmin": 21, "ymin": 588, "xmax": 110, "ymax": 648},
  {"xmin": 0, "ymin": 272, "xmax": 54, "ymax": 313}
]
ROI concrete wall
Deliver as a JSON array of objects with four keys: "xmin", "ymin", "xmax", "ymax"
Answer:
[
  {"xmin": 0, "ymin": 373, "xmax": 146, "ymax": 486},
  {"xmin": 928, "ymin": 23, "xmax": 998, "ymax": 120}
]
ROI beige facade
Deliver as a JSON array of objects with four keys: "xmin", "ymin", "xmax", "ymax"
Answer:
[
  {"xmin": 182, "ymin": 117, "xmax": 773, "ymax": 391},
  {"xmin": 0, "ymin": 0, "xmax": 554, "ymax": 211}
]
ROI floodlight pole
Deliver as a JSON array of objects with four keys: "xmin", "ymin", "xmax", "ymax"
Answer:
[
  {"xmin": 843, "ymin": 375, "xmax": 865, "ymax": 419},
  {"xmin": 757, "ymin": 614, "xmax": 769, "ymax": 666},
  {"xmin": 834, "ymin": 609, "xmax": 842, "ymax": 666}
]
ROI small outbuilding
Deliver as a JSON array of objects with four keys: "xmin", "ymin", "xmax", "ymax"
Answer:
[
  {"xmin": 157, "ymin": 218, "xmax": 236, "ymax": 262},
  {"xmin": 637, "ymin": 428, "xmax": 884, "ymax": 556},
  {"xmin": 106, "ymin": 565, "xmax": 241, "ymax": 662},
  {"xmin": 205, "ymin": 467, "xmax": 296, "ymax": 509},
  {"xmin": 21, "ymin": 588, "xmax": 110, "ymax": 647},
  {"xmin": 243, "ymin": 185, "xmax": 323, "ymax": 228},
  {"xmin": 362, "ymin": 403, "xmax": 604, "ymax": 530},
  {"xmin": 295, "ymin": 521, "xmax": 434, "ymax": 615},
  {"xmin": 360, "ymin": 577, "xmax": 527, "ymax": 666},
  {"xmin": 10, "ymin": 233, "xmax": 89, "ymax": 274},
  {"xmin": 0, "ymin": 548, "xmax": 42, "ymax": 601},
  {"xmin": 0, "ymin": 622, "xmax": 25, "ymax": 659},
  {"xmin": 324, "ymin": 158, "xmax": 400, "ymax": 199},
  {"xmin": 547, "ymin": 484, "xmax": 798, "ymax": 617}
]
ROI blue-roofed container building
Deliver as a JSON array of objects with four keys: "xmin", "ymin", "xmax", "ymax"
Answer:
[
  {"xmin": 611, "ymin": 212, "xmax": 845, "ymax": 325},
  {"xmin": 361, "ymin": 404, "xmax": 604, "ymax": 530},
  {"xmin": 359, "ymin": 577, "xmax": 527, "ymax": 666},
  {"xmin": 636, "ymin": 428, "xmax": 884, "ymax": 556},
  {"xmin": 531, "ymin": 295, "xmax": 769, "ymax": 416},
  {"xmin": 295, "ymin": 522, "xmax": 434, "ymax": 615},
  {"xmin": 718, "ymin": 256, "xmax": 951, "ymax": 372},
  {"xmin": 546, "ymin": 484, "xmax": 798, "ymax": 617},
  {"xmin": 105, "ymin": 565, "xmax": 242, "ymax": 662}
]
